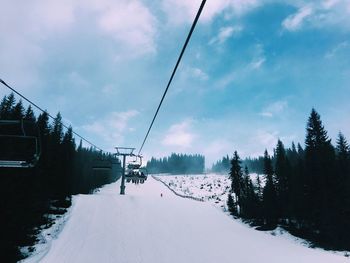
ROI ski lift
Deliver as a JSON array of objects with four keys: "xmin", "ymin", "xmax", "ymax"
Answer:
[
  {"xmin": 125, "ymin": 155, "xmax": 148, "ymax": 184},
  {"xmin": 92, "ymin": 159, "xmax": 113, "ymax": 171},
  {"xmin": 0, "ymin": 120, "xmax": 41, "ymax": 168},
  {"xmin": 127, "ymin": 155, "xmax": 141, "ymax": 170}
]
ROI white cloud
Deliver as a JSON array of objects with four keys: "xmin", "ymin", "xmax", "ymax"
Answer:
[
  {"xmin": 33, "ymin": 0, "xmax": 75, "ymax": 32},
  {"xmin": 202, "ymin": 139, "xmax": 234, "ymax": 166},
  {"xmin": 0, "ymin": 0, "xmax": 158, "ymax": 93},
  {"xmin": 97, "ymin": 0, "xmax": 157, "ymax": 56},
  {"xmin": 325, "ymin": 41, "xmax": 349, "ymax": 58},
  {"xmin": 322, "ymin": 0, "xmax": 340, "ymax": 9},
  {"xmin": 209, "ymin": 26, "xmax": 242, "ymax": 45},
  {"xmin": 250, "ymin": 43, "xmax": 266, "ymax": 69},
  {"xmin": 162, "ymin": 0, "xmax": 259, "ymax": 25},
  {"xmin": 0, "ymin": 0, "xmax": 76, "ymax": 88},
  {"xmin": 260, "ymin": 101, "xmax": 288, "ymax": 118},
  {"xmin": 250, "ymin": 130, "xmax": 279, "ymax": 154},
  {"xmin": 82, "ymin": 110, "xmax": 139, "ymax": 145},
  {"xmin": 184, "ymin": 66, "xmax": 209, "ymax": 81},
  {"xmin": 217, "ymin": 43, "xmax": 266, "ymax": 88},
  {"xmin": 192, "ymin": 68, "xmax": 209, "ymax": 81},
  {"xmin": 281, "ymin": 1, "xmax": 350, "ymax": 32},
  {"xmin": 282, "ymin": 5, "xmax": 313, "ymax": 31},
  {"xmin": 162, "ymin": 119, "xmax": 196, "ymax": 148},
  {"xmin": 250, "ymin": 57, "xmax": 266, "ymax": 69}
]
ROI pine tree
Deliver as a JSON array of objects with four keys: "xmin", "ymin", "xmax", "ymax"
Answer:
[
  {"xmin": 304, "ymin": 108, "xmax": 336, "ymax": 236},
  {"xmin": 336, "ymin": 133, "xmax": 349, "ymax": 163},
  {"xmin": 229, "ymin": 151, "xmax": 243, "ymax": 215},
  {"xmin": 256, "ymin": 174, "xmax": 263, "ymax": 199},
  {"xmin": 51, "ymin": 112, "xmax": 63, "ymax": 145},
  {"xmin": 0, "ymin": 95, "xmax": 8, "ymax": 119},
  {"xmin": 11, "ymin": 99, "xmax": 25, "ymax": 119},
  {"xmin": 24, "ymin": 105, "xmax": 36, "ymax": 121},
  {"xmin": 297, "ymin": 143, "xmax": 304, "ymax": 158},
  {"xmin": 275, "ymin": 140, "xmax": 290, "ymax": 219},
  {"xmin": 334, "ymin": 132, "xmax": 350, "ymax": 245},
  {"xmin": 240, "ymin": 165, "xmax": 259, "ymax": 219},
  {"xmin": 286, "ymin": 141, "xmax": 298, "ymax": 167},
  {"xmin": 227, "ymin": 193, "xmax": 237, "ymax": 216},
  {"xmin": 0, "ymin": 93, "xmax": 15, "ymax": 119},
  {"xmin": 62, "ymin": 127, "xmax": 76, "ymax": 195},
  {"xmin": 262, "ymin": 150, "xmax": 278, "ymax": 226}
]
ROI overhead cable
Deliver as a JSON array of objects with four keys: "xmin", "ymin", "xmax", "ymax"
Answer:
[
  {"xmin": 0, "ymin": 78, "xmax": 104, "ymax": 152},
  {"xmin": 138, "ymin": 0, "xmax": 207, "ymax": 155}
]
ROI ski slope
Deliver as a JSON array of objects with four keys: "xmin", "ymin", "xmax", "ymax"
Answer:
[{"xmin": 26, "ymin": 176, "xmax": 347, "ymax": 263}]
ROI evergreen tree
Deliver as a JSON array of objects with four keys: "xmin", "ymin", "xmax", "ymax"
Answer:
[
  {"xmin": 239, "ymin": 166, "xmax": 259, "ymax": 219},
  {"xmin": 227, "ymin": 193, "xmax": 237, "ymax": 216},
  {"xmin": 24, "ymin": 105, "xmax": 36, "ymax": 121},
  {"xmin": 262, "ymin": 150, "xmax": 277, "ymax": 226},
  {"xmin": 51, "ymin": 112, "xmax": 63, "ymax": 145},
  {"xmin": 11, "ymin": 99, "xmax": 25, "ymax": 119},
  {"xmin": 336, "ymin": 132, "xmax": 350, "ymax": 166},
  {"xmin": 334, "ymin": 132, "xmax": 350, "ymax": 245},
  {"xmin": 0, "ymin": 93, "xmax": 15, "ymax": 119},
  {"xmin": 61, "ymin": 127, "xmax": 76, "ymax": 195},
  {"xmin": 0, "ymin": 95, "xmax": 7, "ymax": 118},
  {"xmin": 304, "ymin": 109, "xmax": 335, "ymax": 229},
  {"xmin": 146, "ymin": 153, "xmax": 205, "ymax": 174},
  {"xmin": 229, "ymin": 151, "xmax": 243, "ymax": 215},
  {"xmin": 286, "ymin": 141, "xmax": 298, "ymax": 167},
  {"xmin": 274, "ymin": 140, "xmax": 290, "ymax": 219},
  {"xmin": 256, "ymin": 174, "xmax": 263, "ymax": 199}
]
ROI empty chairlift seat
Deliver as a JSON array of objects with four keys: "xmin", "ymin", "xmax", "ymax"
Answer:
[
  {"xmin": 92, "ymin": 159, "xmax": 113, "ymax": 171},
  {"xmin": 0, "ymin": 120, "xmax": 41, "ymax": 168}
]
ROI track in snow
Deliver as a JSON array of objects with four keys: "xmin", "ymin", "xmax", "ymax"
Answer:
[{"xmin": 27, "ymin": 177, "xmax": 346, "ymax": 263}]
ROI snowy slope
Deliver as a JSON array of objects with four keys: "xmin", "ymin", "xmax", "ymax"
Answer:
[
  {"xmin": 24, "ymin": 177, "xmax": 347, "ymax": 263},
  {"xmin": 153, "ymin": 173, "xmax": 263, "ymax": 210},
  {"xmin": 154, "ymin": 174, "xmax": 231, "ymax": 208}
]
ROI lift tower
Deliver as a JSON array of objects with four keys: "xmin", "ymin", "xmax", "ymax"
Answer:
[{"xmin": 115, "ymin": 147, "xmax": 135, "ymax": 195}]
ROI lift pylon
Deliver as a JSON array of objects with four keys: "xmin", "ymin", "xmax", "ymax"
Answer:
[{"xmin": 115, "ymin": 147, "xmax": 135, "ymax": 195}]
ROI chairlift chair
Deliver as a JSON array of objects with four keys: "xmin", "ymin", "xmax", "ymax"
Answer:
[
  {"xmin": 0, "ymin": 120, "xmax": 41, "ymax": 168},
  {"xmin": 125, "ymin": 155, "xmax": 148, "ymax": 184},
  {"xmin": 92, "ymin": 159, "xmax": 113, "ymax": 171}
]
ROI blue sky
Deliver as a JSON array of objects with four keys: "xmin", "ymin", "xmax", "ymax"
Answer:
[{"xmin": 1, "ymin": 0, "xmax": 350, "ymax": 166}]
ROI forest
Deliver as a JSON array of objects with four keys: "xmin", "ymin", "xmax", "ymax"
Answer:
[
  {"xmin": 0, "ymin": 93, "xmax": 121, "ymax": 262},
  {"xmin": 226, "ymin": 109, "xmax": 350, "ymax": 250},
  {"xmin": 212, "ymin": 147, "xmax": 304, "ymax": 175},
  {"xmin": 146, "ymin": 153, "xmax": 205, "ymax": 174}
]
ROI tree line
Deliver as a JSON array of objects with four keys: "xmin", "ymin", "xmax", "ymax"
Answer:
[
  {"xmin": 226, "ymin": 108, "xmax": 350, "ymax": 250},
  {"xmin": 211, "ymin": 155, "xmax": 230, "ymax": 174},
  {"xmin": 0, "ymin": 93, "xmax": 121, "ymax": 262},
  {"xmin": 146, "ymin": 153, "xmax": 205, "ymax": 174},
  {"xmin": 212, "ymin": 144, "xmax": 304, "ymax": 175}
]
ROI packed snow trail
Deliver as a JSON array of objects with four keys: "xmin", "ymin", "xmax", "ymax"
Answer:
[{"xmin": 33, "ymin": 177, "xmax": 345, "ymax": 263}]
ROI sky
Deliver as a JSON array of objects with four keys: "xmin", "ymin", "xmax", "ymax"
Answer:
[{"xmin": 1, "ymin": 0, "xmax": 350, "ymax": 167}]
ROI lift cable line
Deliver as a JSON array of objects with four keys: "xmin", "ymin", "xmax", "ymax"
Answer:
[
  {"xmin": 137, "ymin": 0, "xmax": 207, "ymax": 156},
  {"xmin": 0, "ymin": 78, "xmax": 104, "ymax": 152}
]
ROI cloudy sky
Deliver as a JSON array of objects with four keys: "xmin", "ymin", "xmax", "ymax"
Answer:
[{"xmin": 1, "ymin": 0, "xmax": 350, "ymax": 166}]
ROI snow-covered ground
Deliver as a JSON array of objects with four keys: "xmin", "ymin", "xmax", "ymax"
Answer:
[
  {"xmin": 153, "ymin": 173, "xmax": 231, "ymax": 208},
  {"xmin": 153, "ymin": 173, "xmax": 261, "ymax": 209},
  {"xmin": 24, "ymin": 175, "xmax": 348, "ymax": 262}
]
